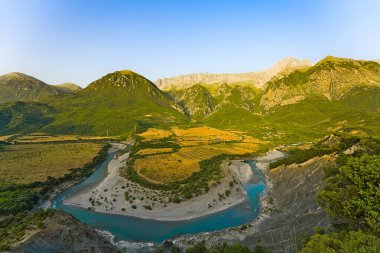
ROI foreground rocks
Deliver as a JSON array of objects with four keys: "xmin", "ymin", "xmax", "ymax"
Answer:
[{"xmin": 11, "ymin": 211, "xmax": 120, "ymax": 253}]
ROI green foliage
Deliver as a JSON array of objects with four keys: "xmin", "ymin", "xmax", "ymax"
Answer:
[
  {"xmin": 300, "ymin": 230, "xmax": 380, "ymax": 253},
  {"xmin": 0, "ymin": 101, "xmax": 55, "ymax": 135},
  {"xmin": 0, "ymin": 187, "xmax": 39, "ymax": 215},
  {"xmin": 317, "ymin": 155, "xmax": 380, "ymax": 233},
  {"xmin": 270, "ymin": 134, "xmax": 361, "ymax": 169}
]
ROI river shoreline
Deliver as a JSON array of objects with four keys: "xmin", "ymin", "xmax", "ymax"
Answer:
[{"xmin": 64, "ymin": 143, "xmax": 251, "ymax": 221}]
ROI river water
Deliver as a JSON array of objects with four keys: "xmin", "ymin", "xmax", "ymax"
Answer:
[{"xmin": 53, "ymin": 154, "xmax": 267, "ymax": 243}]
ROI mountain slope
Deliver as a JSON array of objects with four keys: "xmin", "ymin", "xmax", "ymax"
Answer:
[
  {"xmin": 261, "ymin": 56, "xmax": 380, "ymax": 110},
  {"xmin": 0, "ymin": 101, "xmax": 55, "ymax": 134},
  {"xmin": 0, "ymin": 72, "xmax": 80, "ymax": 104},
  {"xmin": 169, "ymin": 84, "xmax": 217, "ymax": 118},
  {"xmin": 168, "ymin": 83, "xmax": 260, "ymax": 120},
  {"xmin": 44, "ymin": 70, "xmax": 187, "ymax": 135},
  {"xmin": 156, "ymin": 57, "xmax": 312, "ymax": 90}
]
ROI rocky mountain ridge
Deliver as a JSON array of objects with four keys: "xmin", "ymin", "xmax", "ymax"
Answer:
[
  {"xmin": 155, "ymin": 57, "xmax": 313, "ymax": 90},
  {"xmin": 260, "ymin": 56, "xmax": 380, "ymax": 110}
]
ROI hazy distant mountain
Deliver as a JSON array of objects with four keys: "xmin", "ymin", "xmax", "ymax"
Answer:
[
  {"xmin": 155, "ymin": 57, "xmax": 313, "ymax": 90},
  {"xmin": 54, "ymin": 83, "xmax": 82, "ymax": 93},
  {"xmin": 260, "ymin": 56, "xmax": 380, "ymax": 110},
  {"xmin": 0, "ymin": 72, "xmax": 80, "ymax": 104}
]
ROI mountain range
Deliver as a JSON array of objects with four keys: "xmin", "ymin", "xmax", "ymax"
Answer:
[
  {"xmin": 0, "ymin": 56, "xmax": 379, "ymax": 141},
  {"xmin": 155, "ymin": 57, "xmax": 312, "ymax": 90}
]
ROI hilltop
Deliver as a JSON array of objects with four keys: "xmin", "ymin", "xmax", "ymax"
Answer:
[{"xmin": 43, "ymin": 70, "xmax": 187, "ymax": 136}]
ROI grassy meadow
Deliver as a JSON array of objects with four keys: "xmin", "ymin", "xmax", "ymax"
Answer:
[
  {"xmin": 0, "ymin": 142, "xmax": 103, "ymax": 184},
  {"xmin": 0, "ymin": 134, "xmax": 108, "ymax": 215}
]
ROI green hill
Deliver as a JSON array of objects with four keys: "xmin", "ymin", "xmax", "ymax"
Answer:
[
  {"xmin": 0, "ymin": 73, "xmax": 79, "ymax": 104},
  {"xmin": 43, "ymin": 70, "xmax": 187, "ymax": 136}
]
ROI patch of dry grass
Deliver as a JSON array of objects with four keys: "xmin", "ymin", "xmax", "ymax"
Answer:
[
  {"xmin": 0, "ymin": 135, "xmax": 13, "ymax": 141},
  {"xmin": 138, "ymin": 128, "xmax": 172, "ymax": 141},
  {"xmin": 12, "ymin": 134, "xmax": 112, "ymax": 143},
  {"xmin": 136, "ymin": 148, "xmax": 173, "ymax": 156},
  {"xmin": 0, "ymin": 143, "xmax": 103, "ymax": 184}
]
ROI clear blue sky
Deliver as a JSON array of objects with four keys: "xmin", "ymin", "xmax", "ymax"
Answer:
[{"xmin": 1, "ymin": 0, "xmax": 380, "ymax": 87}]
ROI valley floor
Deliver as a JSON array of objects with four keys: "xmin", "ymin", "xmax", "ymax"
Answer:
[{"xmin": 64, "ymin": 143, "xmax": 250, "ymax": 221}]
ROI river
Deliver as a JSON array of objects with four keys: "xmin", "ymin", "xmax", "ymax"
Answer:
[{"xmin": 53, "ymin": 152, "xmax": 274, "ymax": 243}]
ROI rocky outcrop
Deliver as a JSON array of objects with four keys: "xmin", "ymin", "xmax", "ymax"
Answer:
[
  {"xmin": 11, "ymin": 211, "xmax": 120, "ymax": 253},
  {"xmin": 156, "ymin": 58, "xmax": 312, "ymax": 90},
  {"xmin": 241, "ymin": 155, "xmax": 333, "ymax": 252},
  {"xmin": 260, "ymin": 56, "xmax": 380, "ymax": 110}
]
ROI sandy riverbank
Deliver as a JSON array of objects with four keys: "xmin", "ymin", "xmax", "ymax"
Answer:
[{"xmin": 64, "ymin": 143, "xmax": 252, "ymax": 221}]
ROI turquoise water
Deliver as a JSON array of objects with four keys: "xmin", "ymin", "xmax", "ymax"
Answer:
[{"xmin": 53, "ymin": 156, "xmax": 266, "ymax": 243}]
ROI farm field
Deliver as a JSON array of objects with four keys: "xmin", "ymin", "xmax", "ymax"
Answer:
[
  {"xmin": 9, "ymin": 133, "xmax": 113, "ymax": 143},
  {"xmin": 0, "ymin": 142, "xmax": 103, "ymax": 184},
  {"xmin": 132, "ymin": 126, "xmax": 269, "ymax": 184}
]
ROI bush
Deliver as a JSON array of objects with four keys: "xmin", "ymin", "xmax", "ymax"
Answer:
[
  {"xmin": 301, "ymin": 230, "xmax": 380, "ymax": 253},
  {"xmin": 317, "ymin": 155, "xmax": 380, "ymax": 233}
]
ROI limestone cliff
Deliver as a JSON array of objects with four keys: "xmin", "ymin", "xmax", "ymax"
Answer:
[{"xmin": 156, "ymin": 58, "xmax": 312, "ymax": 90}]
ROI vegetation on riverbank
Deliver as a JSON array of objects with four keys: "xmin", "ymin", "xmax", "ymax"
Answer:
[{"xmin": 269, "ymin": 133, "xmax": 361, "ymax": 169}]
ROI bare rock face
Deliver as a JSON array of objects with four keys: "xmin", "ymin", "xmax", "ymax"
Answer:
[
  {"xmin": 11, "ymin": 211, "xmax": 120, "ymax": 253},
  {"xmin": 171, "ymin": 154, "xmax": 333, "ymax": 253},
  {"xmin": 155, "ymin": 58, "xmax": 312, "ymax": 91}
]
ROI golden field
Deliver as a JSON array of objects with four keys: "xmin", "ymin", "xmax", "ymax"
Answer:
[
  {"xmin": 132, "ymin": 126, "xmax": 267, "ymax": 184},
  {"xmin": 7, "ymin": 133, "xmax": 113, "ymax": 143},
  {"xmin": 0, "ymin": 142, "xmax": 103, "ymax": 184}
]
